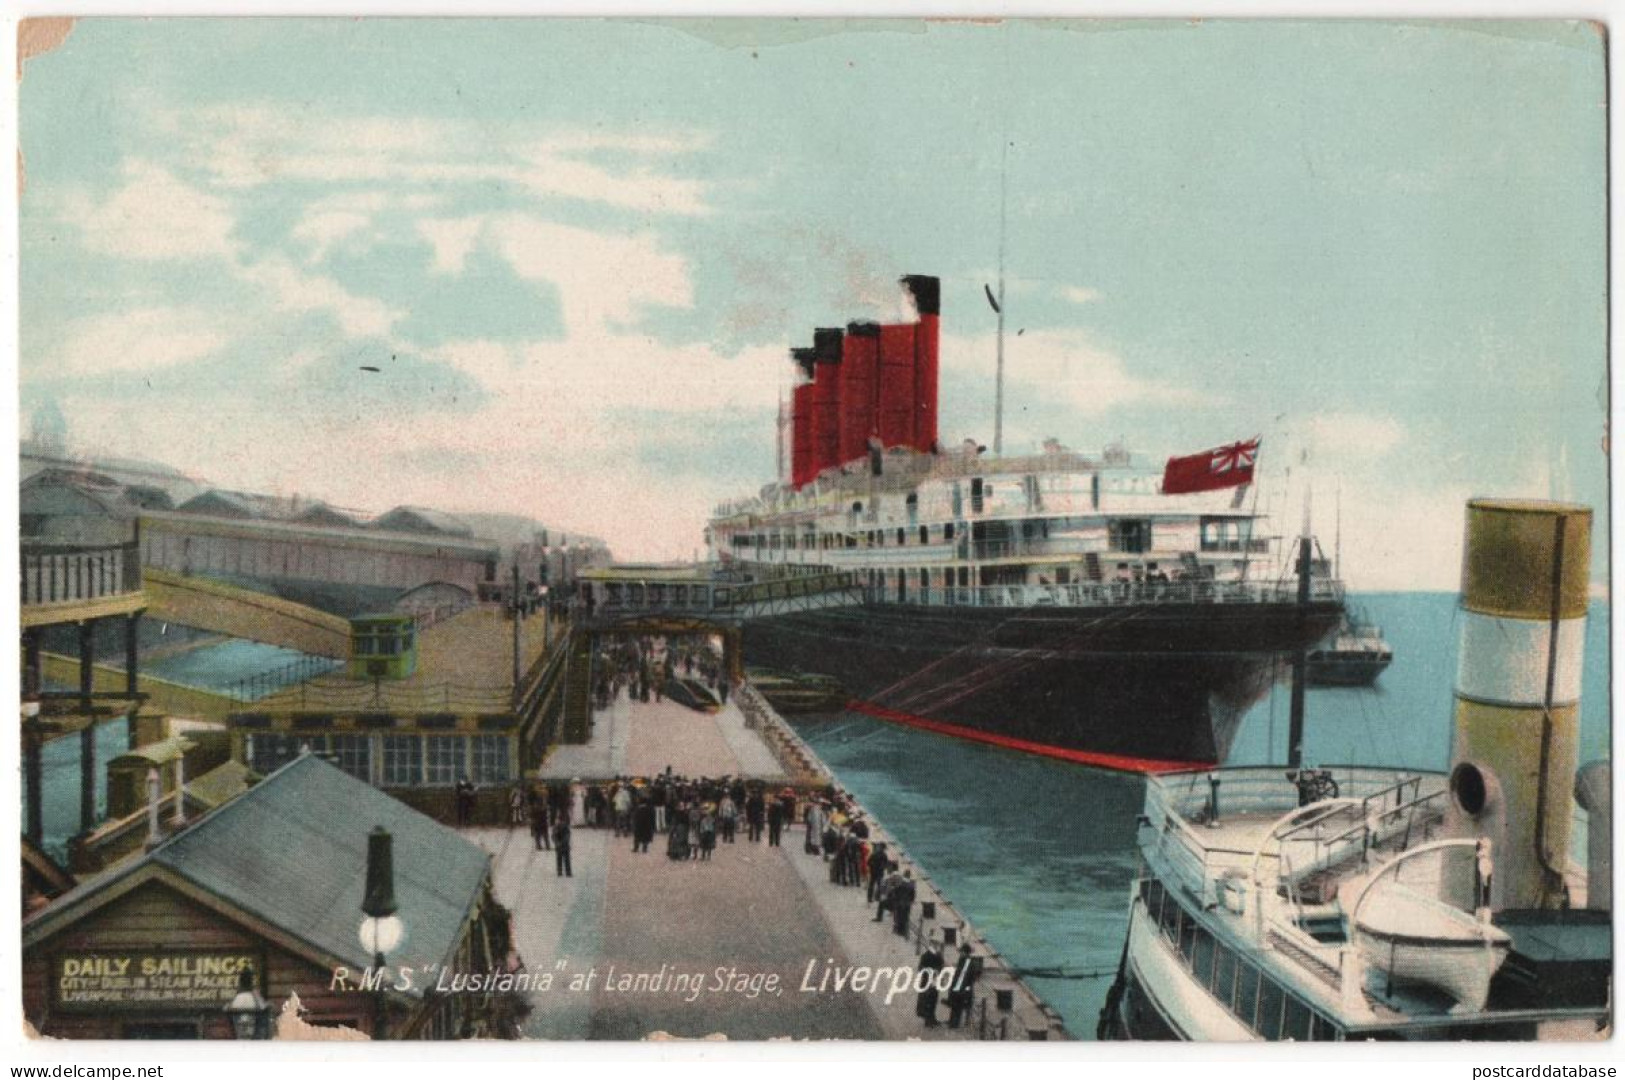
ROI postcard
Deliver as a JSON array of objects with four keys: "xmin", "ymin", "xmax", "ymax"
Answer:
[{"xmin": 12, "ymin": 16, "xmax": 1611, "ymax": 1052}]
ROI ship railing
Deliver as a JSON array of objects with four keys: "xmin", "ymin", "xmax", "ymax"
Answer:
[
  {"xmin": 907, "ymin": 578, "xmax": 1342, "ymax": 610},
  {"xmin": 1142, "ymin": 766, "xmax": 1447, "ymax": 903}
]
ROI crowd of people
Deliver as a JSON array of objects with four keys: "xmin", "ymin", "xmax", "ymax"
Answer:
[
  {"xmin": 488, "ymin": 772, "xmax": 982, "ymax": 1031},
  {"xmin": 592, "ymin": 633, "xmax": 730, "ymax": 711}
]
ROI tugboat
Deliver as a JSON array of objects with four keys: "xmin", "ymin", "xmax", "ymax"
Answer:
[
  {"xmin": 1099, "ymin": 500, "xmax": 1610, "ymax": 1040},
  {"xmin": 1307, "ymin": 610, "xmax": 1393, "ymax": 687}
]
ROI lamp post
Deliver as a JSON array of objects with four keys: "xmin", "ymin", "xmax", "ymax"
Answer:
[
  {"xmin": 224, "ymin": 967, "xmax": 270, "ymax": 1039},
  {"xmin": 358, "ymin": 826, "xmax": 404, "ymax": 1041}
]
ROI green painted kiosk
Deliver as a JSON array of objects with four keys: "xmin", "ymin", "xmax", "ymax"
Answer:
[{"xmin": 348, "ymin": 613, "xmax": 419, "ymax": 680}]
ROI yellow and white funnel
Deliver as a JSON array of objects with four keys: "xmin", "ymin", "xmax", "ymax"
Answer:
[{"xmin": 1448, "ymin": 498, "xmax": 1590, "ymax": 911}]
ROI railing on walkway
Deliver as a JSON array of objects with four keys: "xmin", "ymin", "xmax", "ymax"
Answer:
[
  {"xmin": 222, "ymin": 654, "xmax": 344, "ymax": 703},
  {"xmin": 889, "ymin": 578, "xmax": 1343, "ymax": 610},
  {"xmin": 21, "ymin": 541, "xmax": 142, "ymax": 606}
]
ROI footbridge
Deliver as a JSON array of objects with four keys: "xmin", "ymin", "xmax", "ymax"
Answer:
[{"xmin": 575, "ymin": 565, "xmax": 865, "ymax": 628}]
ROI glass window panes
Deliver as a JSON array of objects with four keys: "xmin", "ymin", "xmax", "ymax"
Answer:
[
  {"xmin": 1191, "ymin": 927, "xmax": 1216, "ymax": 988},
  {"xmin": 1283, "ymin": 996, "xmax": 1313, "ymax": 1042},
  {"xmin": 471, "ymin": 736, "xmax": 511, "ymax": 784},
  {"xmin": 1178, "ymin": 913, "xmax": 1198, "ymax": 963},
  {"xmin": 1159, "ymin": 891, "xmax": 1180, "ymax": 942},
  {"xmin": 1235, "ymin": 960, "xmax": 1261, "ymax": 1030},
  {"xmin": 330, "ymin": 734, "xmax": 372, "ymax": 782},
  {"xmin": 249, "ymin": 733, "xmax": 308, "ymax": 774},
  {"xmin": 424, "ymin": 736, "xmax": 467, "ymax": 786},
  {"xmin": 1213, "ymin": 944, "xmax": 1238, "ymax": 1010},
  {"xmin": 1256, "ymin": 977, "xmax": 1286, "ymax": 1040},
  {"xmin": 382, "ymin": 735, "xmax": 422, "ymax": 786}
]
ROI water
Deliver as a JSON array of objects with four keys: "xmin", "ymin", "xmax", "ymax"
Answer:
[
  {"xmin": 789, "ymin": 592, "xmax": 1611, "ymax": 1039},
  {"xmin": 24, "ymin": 715, "xmax": 130, "ymax": 866},
  {"xmin": 141, "ymin": 638, "xmax": 341, "ymax": 700}
]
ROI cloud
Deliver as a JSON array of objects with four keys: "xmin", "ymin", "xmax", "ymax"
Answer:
[
  {"xmin": 49, "ymin": 307, "xmax": 230, "ymax": 376},
  {"xmin": 58, "ymin": 159, "xmax": 238, "ymax": 261},
  {"xmin": 236, "ymin": 256, "xmax": 404, "ymax": 340},
  {"xmin": 422, "ymin": 213, "xmax": 695, "ymax": 334},
  {"xmin": 159, "ymin": 105, "xmax": 714, "ymax": 216},
  {"xmin": 941, "ymin": 328, "xmax": 1211, "ymax": 416},
  {"xmin": 1060, "ymin": 285, "xmax": 1103, "ymax": 304}
]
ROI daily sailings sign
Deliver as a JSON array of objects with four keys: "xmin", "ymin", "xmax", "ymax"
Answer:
[{"xmin": 52, "ymin": 950, "xmax": 263, "ymax": 1011}]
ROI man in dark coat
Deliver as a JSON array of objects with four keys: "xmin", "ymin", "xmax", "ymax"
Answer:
[
  {"xmin": 632, "ymin": 797, "xmax": 656, "ymax": 853},
  {"xmin": 766, "ymin": 799, "xmax": 784, "ymax": 847},
  {"xmin": 891, "ymin": 870, "xmax": 916, "ymax": 937},
  {"xmin": 947, "ymin": 944, "xmax": 979, "ymax": 1029},
  {"xmin": 553, "ymin": 817, "xmax": 572, "ymax": 877},
  {"xmin": 530, "ymin": 795, "xmax": 550, "ymax": 851},
  {"xmin": 866, "ymin": 843, "xmax": 890, "ymax": 902},
  {"xmin": 745, "ymin": 789, "xmax": 766, "ymax": 842},
  {"xmin": 916, "ymin": 933, "xmax": 945, "ymax": 1028}
]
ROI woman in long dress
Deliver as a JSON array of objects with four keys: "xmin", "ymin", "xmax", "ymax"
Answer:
[
  {"xmin": 667, "ymin": 804, "xmax": 691, "ymax": 860},
  {"xmin": 570, "ymin": 778, "xmax": 586, "ymax": 827}
]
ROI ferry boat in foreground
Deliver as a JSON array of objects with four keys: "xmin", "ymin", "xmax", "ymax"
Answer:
[
  {"xmin": 1100, "ymin": 499, "xmax": 1611, "ymax": 1040},
  {"xmin": 705, "ymin": 274, "xmax": 1344, "ymax": 771}
]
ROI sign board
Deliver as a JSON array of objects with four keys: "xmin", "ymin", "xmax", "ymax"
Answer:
[{"xmin": 51, "ymin": 950, "xmax": 264, "ymax": 1012}]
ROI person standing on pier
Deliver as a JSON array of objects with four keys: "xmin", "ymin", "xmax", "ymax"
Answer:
[
  {"xmin": 867, "ymin": 843, "xmax": 890, "ymax": 902},
  {"xmin": 746, "ymin": 788, "xmax": 765, "ymax": 843},
  {"xmin": 698, "ymin": 807, "xmax": 717, "ymax": 860},
  {"xmin": 718, "ymin": 792, "xmax": 738, "ymax": 843},
  {"xmin": 632, "ymin": 796, "xmax": 655, "ymax": 853},
  {"xmin": 553, "ymin": 816, "xmax": 572, "ymax": 877},
  {"xmin": 613, "ymin": 783, "xmax": 633, "ymax": 837},
  {"xmin": 803, "ymin": 800, "xmax": 824, "ymax": 855},
  {"xmin": 891, "ymin": 871, "xmax": 916, "ymax": 937},
  {"xmin": 530, "ymin": 793, "xmax": 550, "ymax": 851},
  {"xmin": 947, "ymin": 944, "xmax": 979, "ymax": 1029},
  {"xmin": 766, "ymin": 797, "xmax": 784, "ymax": 847},
  {"xmin": 917, "ymin": 932, "xmax": 945, "ymax": 1028},
  {"xmin": 455, "ymin": 777, "xmax": 475, "ymax": 828},
  {"xmin": 509, "ymin": 784, "xmax": 526, "ymax": 828}
]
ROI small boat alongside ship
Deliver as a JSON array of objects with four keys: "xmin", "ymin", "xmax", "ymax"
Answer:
[
  {"xmin": 1099, "ymin": 499, "xmax": 1611, "ymax": 1041},
  {"xmin": 1308, "ymin": 610, "xmax": 1393, "ymax": 687}
]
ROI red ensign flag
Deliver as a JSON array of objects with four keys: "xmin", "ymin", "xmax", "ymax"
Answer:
[{"xmin": 1161, "ymin": 437, "xmax": 1260, "ymax": 495}]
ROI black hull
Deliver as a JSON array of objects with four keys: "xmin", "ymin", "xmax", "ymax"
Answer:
[
  {"xmin": 741, "ymin": 600, "xmax": 1342, "ymax": 766},
  {"xmin": 1307, "ymin": 654, "xmax": 1391, "ymax": 687}
]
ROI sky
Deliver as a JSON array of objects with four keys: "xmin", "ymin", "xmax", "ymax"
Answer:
[{"xmin": 16, "ymin": 18, "xmax": 1609, "ymax": 589}]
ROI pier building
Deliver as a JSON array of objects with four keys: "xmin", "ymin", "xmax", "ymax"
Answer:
[{"xmin": 23, "ymin": 754, "xmax": 512, "ymax": 1040}]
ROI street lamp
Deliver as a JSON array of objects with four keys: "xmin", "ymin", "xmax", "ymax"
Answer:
[
  {"xmin": 359, "ymin": 826, "xmax": 404, "ymax": 1040},
  {"xmin": 224, "ymin": 967, "xmax": 270, "ymax": 1039}
]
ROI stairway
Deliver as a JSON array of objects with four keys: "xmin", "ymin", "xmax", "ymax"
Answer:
[{"xmin": 560, "ymin": 629, "xmax": 594, "ymax": 743}]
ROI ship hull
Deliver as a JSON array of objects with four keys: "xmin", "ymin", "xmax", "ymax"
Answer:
[
  {"xmin": 740, "ymin": 598, "xmax": 1342, "ymax": 768},
  {"xmin": 1307, "ymin": 653, "xmax": 1391, "ymax": 687}
]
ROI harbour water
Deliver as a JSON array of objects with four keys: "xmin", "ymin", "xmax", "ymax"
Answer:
[{"xmin": 789, "ymin": 591, "xmax": 1611, "ymax": 1039}]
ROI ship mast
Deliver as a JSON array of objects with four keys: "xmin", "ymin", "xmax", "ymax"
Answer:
[{"xmin": 993, "ymin": 132, "xmax": 1008, "ymax": 457}]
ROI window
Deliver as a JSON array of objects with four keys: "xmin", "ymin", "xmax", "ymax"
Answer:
[
  {"xmin": 330, "ymin": 735, "xmax": 372, "ymax": 782},
  {"xmin": 382, "ymin": 736, "xmax": 422, "ymax": 786},
  {"xmin": 1213, "ymin": 944, "xmax": 1238, "ymax": 1009},
  {"xmin": 944, "ymin": 522, "xmax": 955, "ymax": 541},
  {"xmin": 919, "ymin": 525, "xmax": 928, "ymax": 545},
  {"xmin": 971, "ymin": 478, "xmax": 984, "ymax": 514},
  {"xmin": 1178, "ymin": 914, "xmax": 1198, "ymax": 964},
  {"xmin": 471, "ymin": 736, "xmax": 512, "ymax": 784},
  {"xmin": 1282, "ymin": 996, "xmax": 1313, "ymax": 1042},
  {"xmin": 424, "ymin": 737, "xmax": 467, "ymax": 786},
  {"xmin": 897, "ymin": 527, "xmax": 905, "ymax": 546},
  {"xmin": 1234, "ymin": 960, "xmax": 1260, "ymax": 1030},
  {"xmin": 249, "ymin": 733, "xmax": 308, "ymax": 774},
  {"xmin": 1159, "ymin": 894, "xmax": 1180, "ymax": 943},
  {"xmin": 1191, "ymin": 926, "xmax": 1216, "ymax": 988},
  {"xmin": 1255, "ymin": 977, "xmax": 1286, "ymax": 1040},
  {"xmin": 1109, "ymin": 519, "xmax": 1152, "ymax": 553}
]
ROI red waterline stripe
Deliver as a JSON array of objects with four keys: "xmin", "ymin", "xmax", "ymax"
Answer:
[{"xmin": 846, "ymin": 700, "xmax": 1213, "ymax": 775}]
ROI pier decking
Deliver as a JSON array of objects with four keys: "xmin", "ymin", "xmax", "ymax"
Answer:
[{"xmin": 492, "ymin": 686, "xmax": 1068, "ymax": 1041}]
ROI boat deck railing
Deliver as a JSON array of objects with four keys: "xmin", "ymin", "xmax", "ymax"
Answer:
[
  {"xmin": 1142, "ymin": 766, "xmax": 1450, "ymax": 905},
  {"xmin": 894, "ymin": 578, "xmax": 1342, "ymax": 610}
]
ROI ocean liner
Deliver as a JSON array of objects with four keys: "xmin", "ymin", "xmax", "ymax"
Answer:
[{"xmin": 704, "ymin": 275, "xmax": 1344, "ymax": 770}]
